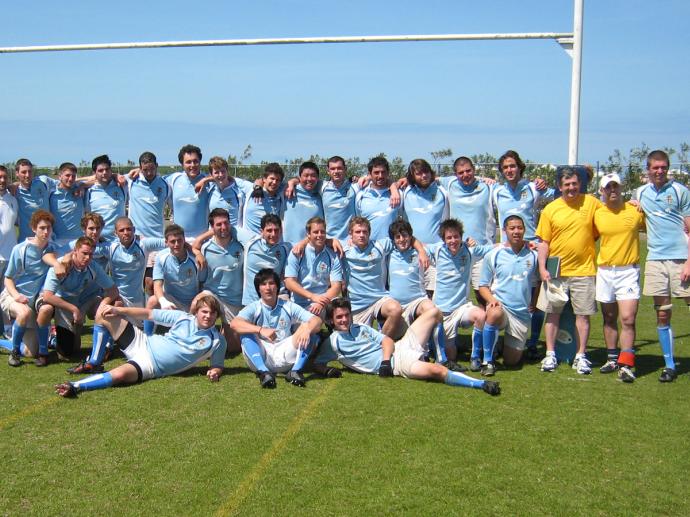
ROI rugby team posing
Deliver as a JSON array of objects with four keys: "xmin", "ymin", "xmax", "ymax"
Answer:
[{"xmin": 0, "ymin": 145, "xmax": 687, "ymax": 399}]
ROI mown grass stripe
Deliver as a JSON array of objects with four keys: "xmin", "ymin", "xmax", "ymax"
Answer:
[{"xmin": 215, "ymin": 382, "xmax": 336, "ymax": 517}]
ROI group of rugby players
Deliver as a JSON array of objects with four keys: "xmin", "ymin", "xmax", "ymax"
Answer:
[{"xmin": 0, "ymin": 144, "xmax": 687, "ymax": 399}]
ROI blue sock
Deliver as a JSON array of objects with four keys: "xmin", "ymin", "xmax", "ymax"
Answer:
[
  {"xmin": 431, "ymin": 323, "xmax": 448, "ymax": 363},
  {"xmin": 528, "ymin": 310, "xmax": 544, "ymax": 347},
  {"xmin": 0, "ymin": 339, "xmax": 13, "ymax": 352},
  {"xmin": 444, "ymin": 370, "xmax": 484, "ymax": 389},
  {"xmin": 471, "ymin": 326, "xmax": 483, "ymax": 361},
  {"xmin": 292, "ymin": 335, "xmax": 317, "ymax": 371},
  {"xmin": 482, "ymin": 323, "xmax": 499, "ymax": 365},
  {"xmin": 657, "ymin": 326, "xmax": 675, "ymax": 370},
  {"xmin": 73, "ymin": 372, "xmax": 113, "ymax": 392},
  {"xmin": 89, "ymin": 324, "xmax": 111, "ymax": 365},
  {"xmin": 37, "ymin": 325, "xmax": 50, "ymax": 356},
  {"xmin": 241, "ymin": 335, "xmax": 269, "ymax": 372},
  {"xmin": 143, "ymin": 320, "xmax": 154, "ymax": 336},
  {"xmin": 11, "ymin": 322, "xmax": 26, "ymax": 355}
]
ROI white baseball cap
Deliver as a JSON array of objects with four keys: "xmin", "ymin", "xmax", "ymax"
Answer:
[{"xmin": 600, "ymin": 173, "xmax": 622, "ymax": 188}]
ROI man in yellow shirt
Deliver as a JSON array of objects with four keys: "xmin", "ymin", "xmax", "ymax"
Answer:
[
  {"xmin": 536, "ymin": 167, "xmax": 601, "ymax": 374},
  {"xmin": 594, "ymin": 173, "xmax": 645, "ymax": 382}
]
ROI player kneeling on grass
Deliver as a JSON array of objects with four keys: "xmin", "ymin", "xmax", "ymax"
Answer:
[
  {"xmin": 477, "ymin": 215, "xmax": 539, "ymax": 375},
  {"xmin": 230, "ymin": 268, "xmax": 323, "ymax": 388},
  {"xmin": 55, "ymin": 293, "xmax": 226, "ymax": 397},
  {"xmin": 315, "ymin": 298, "xmax": 500, "ymax": 396}
]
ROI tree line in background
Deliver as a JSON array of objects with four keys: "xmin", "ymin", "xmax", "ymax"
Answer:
[{"xmin": 5, "ymin": 141, "xmax": 689, "ymax": 196}]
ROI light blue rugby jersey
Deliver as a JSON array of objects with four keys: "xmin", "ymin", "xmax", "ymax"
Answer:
[
  {"xmin": 355, "ymin": 187, "xmax": 400, "ymax": 241},
  {"xmin": 316, "ymin": 324, "xmax": 385, "ymax": 374},
  {"xmin": 479, "ymin": 245, "xmax": 538, "ymax": 322},
  {"xmin": 108, "ymin": 237, "xmax": 166, "ymax": 306},
  {"xmin": 152, "ymin": 249, "xmax": 200, "ymax": 307},
  {"xmin": 428, "ymin": 242, "xmax": 493, "ymax": 313},
  {"xmin": 240, "ymin": 233, "xmax": 290, "ymax": 306},
  {"xmin": 285, "ymin": 244, "xmax": 343, "ymax": 308},
  {"xmin": 282, "ymin": 184, "xmax": 324, "ymax": 245},
  {"xmin": 493, "ymin": 180, "xmax": 553, "ymax": 241},
  {"xmin": 237, "ymin": 298, "xmax": 313, "ymax": 342},
  {"xmin": 4, "ymin": 240, "xmax": 56, "ymax": 303},
  {"xmin": 342, "ymin": 238, "xmax": 394, "ymax": 311},
  {"xmin": 241, "ymin": 191, "xmax": 285, "ymax": 235},
  {"xmin": 85, "ymin": 180, "xmax": 127, "ymax": 240},
  {"xmin": 199, "ymin": 237, "xmax": 244, "ymax": 306},
  {"xmin": 400, "ymin": 183, "xmax": 448, "ymax": 244},
  {"xmin": 49, "ymin": 187, "xmax": 85, "ymax": 242},
  {"xmin": 127, "ymin": 175, "xmax": 170, "ymax": 237},
  {"xmin": 16, "ymin": 176, "xmax": 56, "ymax": 242},
  {"xmin": 440, "ymin": 177, "xmax": 496, "ymax": 245},
  {"xmin": 636, "ymin": 181, "xmax": 690, "ymax": 261},
  {"xmin": 147, "ymin": 309, "xmax": 226, "ymax": 377},
  {"xmin": 208, "ymin": 178, "xmax": 254, "ymax": 227},
  {"xmin": 388, "ymin": 247, "xmax": 427, "ymax": 306},
  {"xmin": 43, "ymin": 261, "xmax": 114, "ymax": 305},
  {"xmin": 319, "ymin": 179, "xmax": 360, "ymax": 240},
  {"xmin": 164, "ymin": 172, "xmax": 211, "ymax": 238}
]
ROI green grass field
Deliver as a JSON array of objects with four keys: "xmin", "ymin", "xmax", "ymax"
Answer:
[{"xmin": 2, "ymin": 279, "xmax": 690, "ymax": 515}]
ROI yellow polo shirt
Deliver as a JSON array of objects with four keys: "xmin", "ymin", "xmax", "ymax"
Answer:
[
  {"xmin": 536, "ymin": 194, "xmax": 601, "ymax": 276},
  {"xmin": 594, "ymin": 202, "xmax": 645, "ymax": 266}
]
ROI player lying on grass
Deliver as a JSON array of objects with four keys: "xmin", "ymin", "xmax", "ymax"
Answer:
[
  {"xmin": 314, "ymin": 297, "xmax": 500, "ymax": 396},
  {"xmin": 230, "ymin": 268, "xmax": 323, "ymax": 388},
  {"xmin": 54, "ymin": 293, "xmax": 226, "ymax": 397}
]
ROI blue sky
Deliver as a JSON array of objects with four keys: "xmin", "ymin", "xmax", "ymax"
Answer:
[{"xmin": 1, "ymin": 0, "xmax": 688, "ymax": 167}]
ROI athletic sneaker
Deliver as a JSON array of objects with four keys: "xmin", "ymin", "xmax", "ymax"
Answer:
[
  {"xmin": 482, "ymin": 380, "xmax": 501, "ymax": 396},
  {"xmin": 572, "ymin": 355, "xmax": 592, "ymax": 375},
  {"xmin": 258, "ymin": 371, "xmax": 276, "ymax": 389},
  {"xmin": 67, "ymin": 361, "xmax": 104, "ymax": 375},
  {"xmin": 55, "ymin": 382, "xmax": 78, "ymax": 398},
  {"xmin": 441, "ymin": 360, "xmax": 466, "ymax": 372},
  {"xmin": 599, "ymin": 360, "xmax": 619, "ymax": 374},
  {"xmin": 34, "ymin": 355, "xmax": 49, "ymax": 367},
  {"xmin": 469, "ymin": 358, "xmax": 482, "ymax": 372},
  {"xmin": 541, "ymin": 354, "xmax": 557, "ymax": 372},
  {"xmin": 285, "ymin": 370, "xmax": 306, "ymax": 387},
  {"xmin": 618, "ymin": 366, "xmax": 635, "ymax": 383},
  {"xmin": 481, "ymin": 362, "xmax": 496, "ymax": 377},
  {"xmin": 659, "ymin": 368, "xmax": 677, "ymax": 383},
  {"xmin": 8, "ymin": 351, "xmax": 21, "ymax": 367}
]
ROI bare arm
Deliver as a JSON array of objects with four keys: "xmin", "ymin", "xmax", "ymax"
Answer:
[
  {"xmin": 478, "ymin": 285, "xmax": 500, "ymax": 309},
  {"xmin": 43, "ymin": 252, "xmax": 67, "ymax": 279},
  {"xmin": 537, "ymin": 241, "xmax": 551, "ymax": 282},
  {"xmin": 412, "ymin": 239, "xmax": 430, "ymax": 269},
  {"xmin": 102, "ymin": 304, "xmax": 153, "ymax": 321},
  {"xmin": 230, "ymin": 316, "xmax": 278, "ymax": 342},
  {"xmin": 42, "ymin": 291, "xmax": 82, "ymax": 324},
  {"xmin": 682, "ymin": 216, "xmax": 690, "ymax": 282},
  {"xmin": 4, "ymin": 277, "xmax": 27, "ymax": 304},
  {"xmin": 291, "ymin": 315, "xmax": 323, "ymax": 348},
  {"xmin": 381, "ymin": 336, "xmax": 394, "ymax": 362}
]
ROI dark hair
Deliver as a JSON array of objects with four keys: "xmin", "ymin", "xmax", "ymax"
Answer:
[
  {"xmin": 264, "ymin": 163, "xmax": 285, "ymax": 181},
  {"xmin": 453, "ymin": 156, "xmax": 474, "ymax": 171},
  {"xmin": 327, "ymin": 156, "xmax": 346, "ymax": 168},
  {"xmin": 299, "ymin": 161, "xmax": 319, "ymax": 177},
  {"xmin": 164, "ymin": 224, "xmax": 185, "ymax": 240},
  {"xmin": 91, "ymin": 154, "xmax": 112, "ymax": 172},
  {"xmin": 406, "ymin": 158, "xmax": 435, "ymax": 186},
  {"xmin": 0, "ymin": 165, "xmax": 7, "ymax": 174},
  {"xmin": 209, "ymin": 208, "xmax": 230, "ymax": 226},
  {"xmin": 139, "ymin": 151, "xmax": 157, "ymax": 166},
  {"xmin": 15, "ymin": 158, "xmax": 33, "ymax": 171},
  {"xmin": 178, "ymin": 144, "xmax": 202, "ymax": 165},
  {"xmin": 388, "ymin": 219, "xmax": 413, "ymax": 240},
  {"xmin": 326, "ymin": 297, "xmax": 352, "ymax": 323},
  {"xmin": 502, "ymin": 214, "xmax": 525, "ymax": 229},
  {"xmin": 647, "ymin": 149, "xmax": 670, "ymax": 169},
  {"xmin": 498, "ymin": 150, "xmax": 526, "ymax": 178},
  {"xmin": 115, "ymin": 216, "xmax": 134, "ymax": 229},
  {"xmin": 59, "ymin": 162, "xmax": 77, "ymax": 174},
  {"xmin": 439, "ymin": 218, "xmax": 463, "ymax": 239},
  {"xmin": 254, "ymin": 268, "xmax": 281, "ymax": 295},
  {"xmin": 261, "ymin": 213, "xmax": 282, "ymax": 230},
  {"xmin": 558, "ymin": 166, "xmax": 580, "ymax": 186},
  {"xmin": 367, "ymin": 156, "xmax": 390, "ymax": 173}
]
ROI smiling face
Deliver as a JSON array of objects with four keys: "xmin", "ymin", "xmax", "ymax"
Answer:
[
  {"xmin": 647, "ymin": 158, "xmax": 669, "ymax": 189},
  {"xmin": 442, "ymin": 228, "xmax": 462, "ymax": 255},
  {"xmin": 500, "ymin": 157, "xmax": 520, "ymax": 184},
  {"xmin": 307, "ymin": 222, "xmax": 327, "ymax": 250},
  {"xmin": 16, "ymin": 164, "xmax": 33, "ymax": 187},
  {"xmin": 182, "ymin": 152, "xmax": 201, "ymax": 178},
  {"xmin": 331, "ymin": 306, "xmax": 352, "ymax": 332},
  {"xmin": 392, "ymin": 231, "xmax": 412, "ymax": 252},
  {"xmin": 210, "ymin": 166, "xmax": 229, "ymax": 186},
  {"xmin": 327, "ymin": 160, "xmax": 346, "ymax": 185},
  {"xmin": 299, "ymin": 168, "xmax": 319, "ymax": 192},
  {"xmin": 0, "ymin": 169, "xmax": 9, "ymax": 193},
  {"xmin": 560, "ymin": 175, "xmax": 581, "ymax": 201},
  {"xmin": 264, "ymin": 172, "xmax": 282, "ymax": 196},
  {"xmin": 211, "ymin": 215, "xmax": 231, "ymax": 240},
  {"xmin": 59, "ymin": 168, "xmax": 77, "ymax": 189},
  {"xmin": 370, "ymin": 165, "xmax": 389, "ymax": 188},
  {"xmin": 261, "ymin": 222, "xmax": 281, "ymax": 246},
  {"xmin": 503, "ymin": 217, "xmax": 525, "ymax": 247}
]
